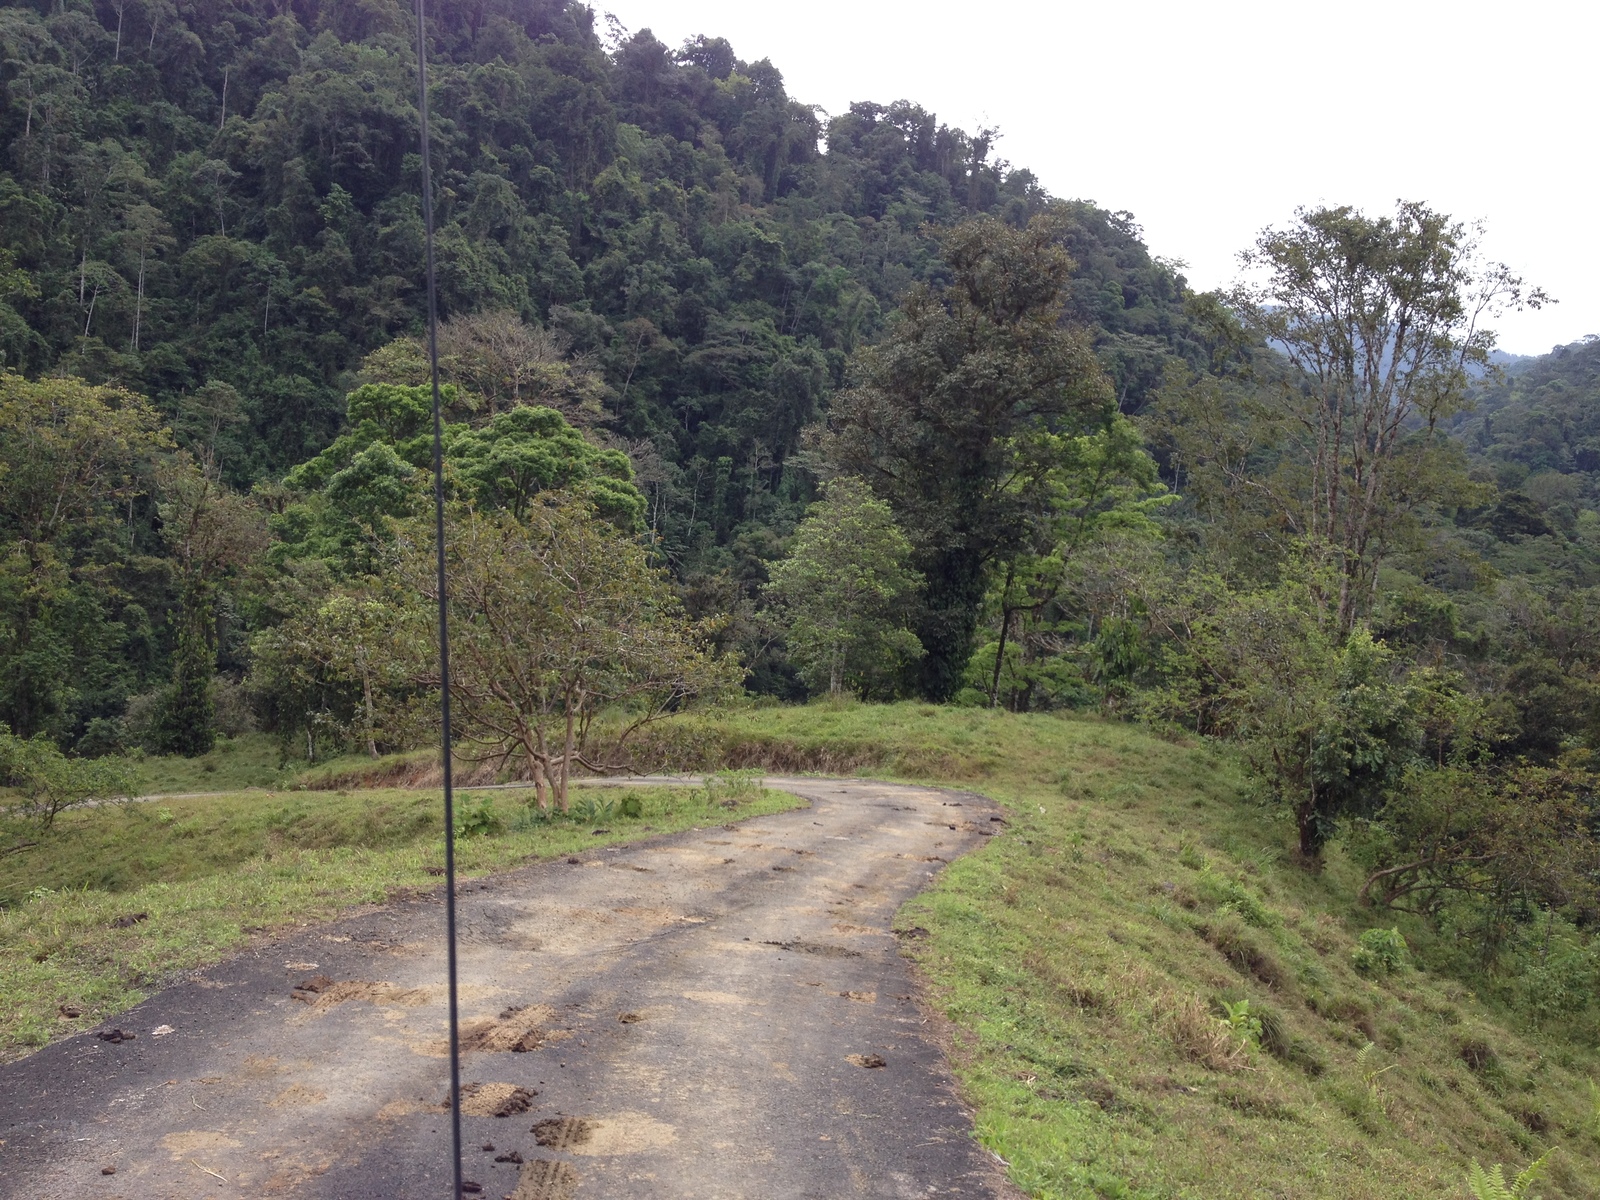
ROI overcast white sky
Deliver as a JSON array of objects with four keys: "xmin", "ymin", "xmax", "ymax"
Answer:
[{"xmin": 601, "ymin": 0, "xmax": 1597, "ymax": 356}]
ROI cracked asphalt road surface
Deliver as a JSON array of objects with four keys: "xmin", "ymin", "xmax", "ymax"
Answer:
[{"xmin": 0, "ymin": 778, "xmax": 1022, "ymax": 1199}]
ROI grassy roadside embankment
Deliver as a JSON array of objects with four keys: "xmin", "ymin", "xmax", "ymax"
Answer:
[
  {"xmin": 0, "ymin": 776, "xmax": 797, "ymax": 1060},
  {"xmin": 678, "ymin": 704, "xmax": 1600, "ymax": 1200}
]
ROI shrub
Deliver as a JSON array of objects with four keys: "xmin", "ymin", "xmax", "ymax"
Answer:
[
  {"xmin": 1219, "ymin": 998, "xmax": 1263, "ymax": 1048},
  {"xmin": 1196, "ymin": 868, "xmax": 1277, "ymax": 928},
  {"xmin": 1519, "ymin": 941, "xmax": 1597, "ymax": 1025},
  {"xmin": 1352, "ymin": 926, "xmax": 1410, "ymax": 976},
  {"xmin": 456, "ymin": 798, "xmax": 504, "ymax": 838},
  {"xmin": 0, "ymin": 725, "xmax": 134, "ymax": 828}
]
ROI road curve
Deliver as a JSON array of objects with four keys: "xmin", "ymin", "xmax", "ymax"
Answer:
[{"xmin": 0, "ymin": 778, "xmax": 1022, "ymax": 1200}]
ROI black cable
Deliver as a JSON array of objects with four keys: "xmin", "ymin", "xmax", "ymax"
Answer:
[{"xmin": 410, "ymin": 1, "xmax": 464, "ymax": 1195}]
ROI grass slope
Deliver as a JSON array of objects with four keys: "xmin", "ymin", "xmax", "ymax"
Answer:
[
  {"xmin": 0, "ymin": 780, "xmax": 797, "ymax": 1060},
  {"xmin": 692, "ymin": 704, "xmax": 1598, "ymax": 1200},
  {"xmin": 126, "ymin": 732, "xmax": 299, "ymax": 794}
]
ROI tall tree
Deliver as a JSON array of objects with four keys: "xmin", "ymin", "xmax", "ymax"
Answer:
[
  {"xmin": 0, "ymin": 374, "xmax": 170, "ymax": 742},
  {"xmin": 764, "ymin": 477, "xmax": 922, "ymax": 698},
  {"xmin": 152, "ymin": 454, "xmax": 264, "ymax": 755},
  {"xmin": 975, "ymin": 413, "xmax": 1170, "ymax": 710},
  {"xmin": 1161, "ymin": 202, "xmax": 1544, "ymax": 629},
  {"xmin": 821, "ymin": 212, "xmax": 1114, "ymax": 698}
]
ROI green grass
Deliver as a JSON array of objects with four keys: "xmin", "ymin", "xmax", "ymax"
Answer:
[
  {"xmin": 0, "ymin": 779, "xmax": 799, "ymax": 1060},
  {"xmin": 127, "ymin": 731, "xmax": 301, "ymax": 794},
  {"xmin": 675, "ymin": 702, "xmax": 1600, "ymax": 1200}
]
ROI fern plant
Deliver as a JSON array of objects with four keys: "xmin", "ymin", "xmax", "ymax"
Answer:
[{"xmin": 1466, "ymin": 1151, "xmax": 1549, "ymax": 1200}]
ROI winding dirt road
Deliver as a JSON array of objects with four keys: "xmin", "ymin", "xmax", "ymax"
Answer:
[{"xmin": 0, "ymin": 778, "xmax": 1022, "ymax": 1199}]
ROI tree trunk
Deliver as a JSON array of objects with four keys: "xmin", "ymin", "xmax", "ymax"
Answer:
[
  {"xmin": 989, "ymin": 606, "xmax": 1015, "ymax": 709},
  {"xmin": 131, "ymin": 248, "xmax": 144, "ymax": 351},
  {"xmin": 989, "ymin": 562, "xmax": 1017, "ymax": 708},
  {"xmin": 558, "ymin": 699, "xmax": 576, "ymax": 811},
  {"xmin": 1296, "ymin": 797, "xmax": 1324, "ymax": 862},
  {"xmin": 360, "ymin": 661, "xmax": 378, "ymax": 759}
]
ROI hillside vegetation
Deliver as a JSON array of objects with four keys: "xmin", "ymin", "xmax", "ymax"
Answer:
[{"xmin": 2, "ymin": 3, "xmax": 1599, "ymax": 1196}]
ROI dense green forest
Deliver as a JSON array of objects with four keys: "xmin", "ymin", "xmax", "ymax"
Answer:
[
  {"xmin": 3, "ymin": 0, "xmax": 1600, "ymax": 1082},
  {"xmin": 0, "ymin": 0, "xmax": 1205, "ymax": 738}
]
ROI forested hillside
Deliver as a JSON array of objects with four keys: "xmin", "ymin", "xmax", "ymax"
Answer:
[
  {"xmin": 1455, "ymin": 337, "xmax": 1600, "ymax": 572},
  {"xmin": 0, "ymin": 0, "xmax": 1211, "ymax": 747},
  {"xmin": 0, "ymin": 0, "xmax": 1196, "ymax": 507},
  {"xmin": 6, "ymin": 3, "xmax": 1600, "ymax": 1194}
]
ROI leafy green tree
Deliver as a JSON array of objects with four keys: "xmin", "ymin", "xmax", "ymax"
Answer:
[
  {"xmin": 150, "ymin": 455, "xmax": 264, "ymax": 755},
  {"xmin": 971, "ymin": 413, "xmax": 1170, "ymax": 710},
  {"xmin": 450, "ymin": 405, "xmax": 642, "ymax": 526},
  {"xmin": 0, "ymin": 373, "xmax": 171, "ymax": 744},
  {"xmin": 1145, "ymin": 568, "xmax": 1419, "ymax": 859},
  {"xmin": 271, "ymin": 385, "xmax": 644, "ymax": 572},
  {"xmin": 822, "ymin": 213, "xmax": 1115, "ymax": 698},
  {"xmin": 249, "ymin": 584, "xmax": 421, "ymax": 761},
  {"xmin": 1158, "ymin": 202, "xmax": 1542, "ymax": 629},
  {"xmin": 382, "ymin": 496, "xmax": 736, "ymax": 810},
  {"xmin": 764, "ymin": 477, "xmax": 923, "ymax": 698},
  {"xmin": 154, "ymin": 612, "xmax": 215, "ymax": 757},
  {"xmin": 1353, "ymin": 762, "xmax": 1599, "ymax": 917}
]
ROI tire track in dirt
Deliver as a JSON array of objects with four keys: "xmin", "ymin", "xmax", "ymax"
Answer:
[{"xmin": 0, "ymin": 778, "xmax": 1022, "ymax": 1199}]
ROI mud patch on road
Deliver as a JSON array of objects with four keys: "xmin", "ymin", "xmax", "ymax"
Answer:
[
  {"xmin": 268, "ymin": 1083, "xmax": 327, "ymax": 1107},
  {"xmin": 509, "ymin": 1158, "xmax": 579, "ymax": 1200},
  {"xmin": 760, "ymin": 939, "xmax": 862, "ymax": 958},
  {"xmin": 242, "ymin": 1053, "xmax": 287, "ymax": 1078},
  {"xmin": 531, "ymin": 1116, "xmax": 595, "ymax": 1149},
  {"xmin": 568, "ymin": 1111, "xmax": 677, "ymax": 1156},
  {"xmin": 292, "ymin": 978, "xmax": 430, "ymax": 1012},
  {"xmin": 376, "ymin": 1098, "xmax": 432, "ymax": 1119},
  {"xmin": 460, "ymin": 1005, "xmax": 555, "ymax": 1053},
  {"xmin": 160, "ymin": 1130, "xmax": 240, "ymax": 1158},
  {"xmin": 459, "ymin": 1083, "xmax": 537, "ymax": 1117},
  {"xmin": 681, "ymin": 990, "xmax": 762, "ymax": 1006}
]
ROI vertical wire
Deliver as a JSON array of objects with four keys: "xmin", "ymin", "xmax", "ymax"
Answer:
[{"xmin": 411, "ymin": 0, "xmax": 464, "ymax": 1194}]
